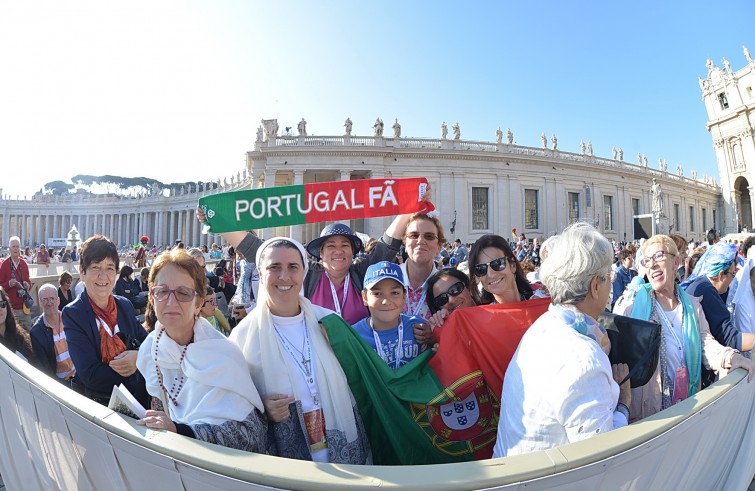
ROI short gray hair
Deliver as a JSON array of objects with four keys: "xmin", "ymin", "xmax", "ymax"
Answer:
[
  {"xmin": 9, "ymin": 236, "xmax": 20, "ymax": 247},
  {"xmin": 540, "ymin": 222, "xmax": 613, "ymax": 305},
  {"xmin": 37, "ymin": 283, "xmax": 58, "ymax": 299}
]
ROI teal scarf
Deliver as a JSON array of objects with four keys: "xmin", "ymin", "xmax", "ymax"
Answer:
[{"xmin": 630, "ymin": 283, "xmax": 701, "ymax": 397}]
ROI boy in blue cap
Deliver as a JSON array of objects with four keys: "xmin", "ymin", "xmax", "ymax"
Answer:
[{"xmin": 352, "ymin": 261, "xmax": 427, "ymax": 368}]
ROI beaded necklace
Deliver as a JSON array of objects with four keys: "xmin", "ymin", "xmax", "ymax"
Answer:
[{"xmin": 154, "ymin": 328, "xmax": 193, "ymax": 407}]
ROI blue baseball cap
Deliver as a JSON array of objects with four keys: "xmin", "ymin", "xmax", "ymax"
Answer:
[{"xmin": 363, "ymin": 261, "xmax": 404, "ymax": 290}]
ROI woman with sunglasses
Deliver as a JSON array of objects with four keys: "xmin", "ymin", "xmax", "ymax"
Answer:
[
  {"xmin": 401, "ymin": 213, "xmax": 446, "ymax": 320},
  {"xmin": 135, "ymin": 249, "xmax": 270, "ymax": 453},
  {"xmin": 63, "ymin": 235, "xmax": 149, "ymax": 407},
  {"xmin": 415, "ymin": 268, "xmax": 478, "ymax": 346},
  {"xmin": 468, "ymin": 234, "xmax": 534, "ymax": 306},
  {"xmin": 613, "ymin": 235, "xmax": 753, "ymax": 421},
  {"xmin": 0, "ymin": 286, "xmax": 35, "ymax": 362}
]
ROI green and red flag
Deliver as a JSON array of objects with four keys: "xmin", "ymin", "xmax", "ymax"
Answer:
[
  {"xmin": 198, "ymin": 177, "xmax": 434, "ymax": 233},
  {"xmin": 323, "ymin": 298, "xmax": 550, "ymax": 465}
]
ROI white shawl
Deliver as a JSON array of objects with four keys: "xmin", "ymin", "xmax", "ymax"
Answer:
[{"xmin": 137, "ymin": 317, "xmax": 264, "ymax": 425}]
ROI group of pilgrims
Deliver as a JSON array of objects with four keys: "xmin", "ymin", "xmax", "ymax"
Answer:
[{"xmin": 1, "ymin": 184, "xmax": 753, "ymax": 465}]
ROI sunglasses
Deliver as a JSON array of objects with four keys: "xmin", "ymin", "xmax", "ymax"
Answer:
[
  {"xmin": 151, "ymin": 286, "xmax": 198, "ymax": 303},
  {"xmin": 405, "ymin": 232, "xmax": 438, "ymax": 242},
  {"xmin": 474, "ymin": 256, "xmax": 509, "ymax": 277},
  {"xmin": 0, "ymin": 300, "xmax": 7, "ymax": 309},
  {"xmin": 432, "ymin": 281, "xmax": 465, "ymax": 309}
]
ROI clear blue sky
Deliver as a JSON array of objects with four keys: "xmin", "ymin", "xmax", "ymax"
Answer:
[{"xmin": 1, "ymin": 0, "xmax": 752, "ymax": 199}]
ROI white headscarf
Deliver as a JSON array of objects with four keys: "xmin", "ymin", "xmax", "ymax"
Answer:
[
  {"xmin": 231, "ymin": 237, "xmax": 360, "ymax": 445},
  {"xmin": 137, "ymin": 317, "xmax": 264, "ymax": 425}
]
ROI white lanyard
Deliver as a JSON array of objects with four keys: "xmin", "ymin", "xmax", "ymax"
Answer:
[
  {"xmin": 370, "ymin": 318, "xmax": 404, "ymax": 369},
  {"xmin": 274, "ymin": 325, "xmax": 320, "ymax": 406},
  {"xmin": 656, "ymin": 300, "xmax": 684, "ymax": 358},
  {"xmin": 326, "ymin": 273, "xmax": 349, "ymax": 317}
]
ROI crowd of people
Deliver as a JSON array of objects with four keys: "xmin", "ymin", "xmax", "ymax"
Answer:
[{"xmin": 0, "ymin": 192, "xmax": 753, "ymax": 465}]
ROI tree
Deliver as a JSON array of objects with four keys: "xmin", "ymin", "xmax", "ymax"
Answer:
[{"xmin": 41, "ymin": 180, "xmax": 75, "ymax": 196}]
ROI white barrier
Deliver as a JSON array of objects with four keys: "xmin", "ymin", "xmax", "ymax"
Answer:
[{"xmin": 0, "ymin": 343, "xmax": 752, "ymax": 491}]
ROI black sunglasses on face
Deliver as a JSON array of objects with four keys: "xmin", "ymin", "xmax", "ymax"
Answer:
[
  {"xmin": 474, "ymin": 256, "xmax": 509, "ymax": 277},
  {"xmin": 433, "ymin": 281, "xmax": 466, "ymax": 309}
]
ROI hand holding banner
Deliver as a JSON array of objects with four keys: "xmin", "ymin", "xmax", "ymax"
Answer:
[{"xmin": 198, "ymin": 177, "xmax": 435, "ymax": 233}]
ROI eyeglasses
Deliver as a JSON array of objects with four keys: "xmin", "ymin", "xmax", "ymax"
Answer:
[
  {"xmin": 203, "ymin": 297, "xmax": 217, "ymax": 306},
  {"xmin": 0, "ymin": 300, "xmax": 7, "ymax": 309},
  {"xmin": 151, "ymin": 286, "xmax": 198, "ymax": 303},
  {"xmin": 405, "ymin": 232, "xmax": 438, "ymax": 242},
  {"xmin": 474, "ymin": 256, "xmax": 509, "ymax": 277},
  {"xmin": 639, "ymin": 250, "xmax": 675, "ymax": 268},
  {"xmin": 432, "ymin": 281, "xmax": 466, "ymax": 309},
  {"xmin": 40, "ymin": 297, "xmax": 57, "ymax": 304}
]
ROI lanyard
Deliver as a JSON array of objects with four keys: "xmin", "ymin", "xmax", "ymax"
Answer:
[
  {"xmin": 656, "ymin": 300, "xmax": 684, "ymax": 359},
  {"xmin": 326, "ymin": 273, "xmax": 349, "ymax": 317},
  {"xmin": 370, "ymin": 318, "xmax": 404, "ymax": 369},
  {"xmin": 274, "ymin": 325, "xmax": 320, "ymax": 406}
]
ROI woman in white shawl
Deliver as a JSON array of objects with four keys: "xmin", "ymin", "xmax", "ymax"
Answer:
[
  {"xmin": 230, "ymin": 237, "xmax": 370, "ymax": 464},
  {"xmin": 136, "ymin": 249, "xmax": 271, "ymax": 454}
]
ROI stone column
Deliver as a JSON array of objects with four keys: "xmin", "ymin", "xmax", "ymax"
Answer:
[{"xmin": 749, "ymin": 186, "xmax": 755, "ymax": 232}]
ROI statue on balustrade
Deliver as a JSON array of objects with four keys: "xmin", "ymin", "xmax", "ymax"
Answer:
[
  {"xmin": 612, "ymin": 147, "xmax": 617, "ymax": 160},
  {"xmin": 452, "ymin": 123, "xmax": 461, "ymax": 140},
  {"xmin": 441, "ymin": 121, "xmax": 448, "ymax": 139},
  {"xmin": 298, "ymin": 118, "xmax": 307, "ymax": 137},
  {"xmin": 745, "ymin": 45, "xmax": 753, "ymax": 64},
  {"xmin": 723, "ymin": 58, "xmax": 732, "ymax": 76},
  {"xmin": 507, "ymin": 128, "xmax": 513, "ymax": 144},
  {"xmin": 541, "ymin": 133, "xmax": 547, "ymax": 148},
  {"xmin": 256, "ymin": 126, "xmax": 264, "ymax": 142},
  {"xmin": 618, "ymin": 148, "xmax": 623, "ymax": 161},
  {"xmin": 393, "ymin": 118, "xmax": 401, "ymax": 138},
  {"xmin": 587, "ymin": 141, "xmax": 593, "ymax": 156},
  {"xmin": 551, "ymin": 133, "xmax": 558, "ymax": 150},
  {"xmin": 580, "ymin": 140, "xmax": 586, "ymax": 155},
  {"xmin": 373, "ymin": 118, "xmax": 384, "ymax": 137},
  {"xmin": 651, "ymin": 178, "xmax": 664, "ymax": 216},
  {"xmin": 496, "ymin": 127, "xmax": 503, "ymax": 144},
  {"xmin": 344, "ymin": 117, "xmax": 353, "ymax": 136}
]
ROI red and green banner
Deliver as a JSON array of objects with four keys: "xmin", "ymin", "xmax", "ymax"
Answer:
[
  {"xmin": 198, "ymin": 177, "xmax": 434, "ymax": 233},
  {"xmin": 323, "ymin": 298, "xmax": 550, "ymax": 465}
]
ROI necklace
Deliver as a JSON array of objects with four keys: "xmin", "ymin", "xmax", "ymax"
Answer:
[
  {"xmin": 275, "ymin": 326, "xmax": 312, "ymax": 377},
  {"xmin": 154, "ymin": 328, "xmax": 192, "ymax": 407}
]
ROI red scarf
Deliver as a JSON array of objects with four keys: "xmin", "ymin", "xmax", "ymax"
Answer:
[{"xmin": 88, "ymin": 295, "xmax": 126, "ymax": 364}]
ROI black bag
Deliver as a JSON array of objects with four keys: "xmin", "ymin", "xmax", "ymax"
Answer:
[{"xmin": 597, "ymin": 312, "xmax": 661, "ymax": 388}]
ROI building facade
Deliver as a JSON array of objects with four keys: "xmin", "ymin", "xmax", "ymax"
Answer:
[
  {"xmin": 0, "ymin": 129, "xmax": 722, "ymax": 249},
  {"xmin": 701, "ymin": 46, "xmax": 755, "ymax": 234},
  {"xmin": 246, "ymin": 126, "xmax": 720, "ymax": 245}
]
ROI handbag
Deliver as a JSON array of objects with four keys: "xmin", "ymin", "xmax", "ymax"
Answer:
[{"xmin": 597, "ymin": 312, "xmax": 661, "ymax": 388}]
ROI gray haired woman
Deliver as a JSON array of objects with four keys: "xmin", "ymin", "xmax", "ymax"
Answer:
[{"xmin": 493, "ymin": 222, "xmax": 630, "ymax": 457}]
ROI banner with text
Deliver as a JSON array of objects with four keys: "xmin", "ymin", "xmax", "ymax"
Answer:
[{"xmin": 198, "ymin": 177, "xmax": 434, "ymax": 233}]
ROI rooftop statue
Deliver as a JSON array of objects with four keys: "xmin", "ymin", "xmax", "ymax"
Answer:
[
  {"xmin": 344, "ymin": 117, "xmax": 353, "ymax": 136},
  {"xmin": 551, "ymin": 134, "xmax": 558, "ymax": 150},
  {"xmin": 506, "ymin": 128, "xmax": 513, "ymax": 144},
  {"xmin": 392, "ymin": 118, "xmax": 401, "ymax": 138},
  {"xmin": 297, "ymin": 118, "xmax": 307, "ymax": 137},
  {"xmin": 452, "ymin": 123, "xmax": 460, "ymax": 140},
  {"xmin": 441, "ymin": 121, "xmax": 448, "ymax": 139},
  {"xmin": 496, "ymin": 127, "xmax": 503, "ymax": 144},
  {"xmin": 541, "ymin": 133, "xmax": 547, "ymax": 148},
  {"xmin": 651, "ymin": 178, "xmax": 664, "ymax": 216},
  {"xmin": 373, "ymin": 117, "xmax": 384, "ymax": 137}
]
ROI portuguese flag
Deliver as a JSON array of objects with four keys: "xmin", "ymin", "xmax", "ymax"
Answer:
[
  {"xmin": 198, "ymin": 177, "xmax": 434, "ymax": 233},
  {"xmin": 323, "ymin": 298, "xmax": 550, "ymax": 465}
]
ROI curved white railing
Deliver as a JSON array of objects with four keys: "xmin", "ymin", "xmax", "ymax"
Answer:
[{"xmin": 0, "ymin": 343, "xmax": 752, "ymax": 491}]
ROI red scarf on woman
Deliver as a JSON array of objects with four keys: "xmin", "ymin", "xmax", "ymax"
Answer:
[{"xmin": 88, "ymin": 295, "xmax": 126, "ymax": 363}]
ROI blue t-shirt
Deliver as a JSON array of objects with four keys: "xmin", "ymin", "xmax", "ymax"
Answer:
[{"xmin": 351, "ymin": 313, "xmax": 425, "ymax": 369}]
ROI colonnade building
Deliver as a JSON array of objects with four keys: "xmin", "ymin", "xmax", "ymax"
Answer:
[
  {"xmin": 245, "ymin": 127, "xmax": 721, "ymax": 246},
  {"xmin": 0, "ymin": 126, "xmax": 727, "ymax": 250}
]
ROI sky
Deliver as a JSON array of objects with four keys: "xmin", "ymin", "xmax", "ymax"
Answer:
[{"xmin": 0, "ymin": 1, "xmax": 753, "ymax": 199}]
